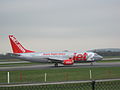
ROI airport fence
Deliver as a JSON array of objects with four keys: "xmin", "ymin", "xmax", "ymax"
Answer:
[
  {"xmin": 1, "ymin": 69, "xmax": 120, "ymax": 84},
  {"xmin": 0, "ymin": 80, "xmax": 120, "ymax": 90}
]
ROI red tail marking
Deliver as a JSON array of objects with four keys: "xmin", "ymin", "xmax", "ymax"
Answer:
[{"xmin": 9, "ymin": 35, "xmax": 35, "ymax": 53}]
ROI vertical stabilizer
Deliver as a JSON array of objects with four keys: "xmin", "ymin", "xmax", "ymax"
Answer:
[{"xmin": 9, "ymin": 35, "xmax": 35, "ymax": 53}]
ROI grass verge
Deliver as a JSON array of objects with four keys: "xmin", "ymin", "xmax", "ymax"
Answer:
[
  {"xmin": 0, "ymin": 80, "xmax": 120, "ymax": 90},
  {"xmin": 0, "ymin": 67, "xmax": 120, "ymax": 84}
]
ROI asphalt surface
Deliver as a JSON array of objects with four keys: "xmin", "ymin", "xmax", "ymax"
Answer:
[
  {"xmin": 0, "ymin": 62, "xmax": 120, "ymax": 71},
  {"xmin": 0, "ymin": 61, "xmax": 29, "ymax": 64}
]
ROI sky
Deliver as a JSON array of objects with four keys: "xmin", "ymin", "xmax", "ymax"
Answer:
[{"xmin": 0, "ymin": 0, "xmax": 120, "ymax": 53}]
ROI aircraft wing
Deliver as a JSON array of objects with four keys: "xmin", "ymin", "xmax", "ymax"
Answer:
[
  {"xmin": 48, "ymin": 57, "xmax": 69, "ymax": 62},
  {"xmin": 48, "ymin": 57, "xmax": 68, "ymax": 60},
  {"xmin": 48, "ymin": 57, "xmax": 74, "ymax": 65}
]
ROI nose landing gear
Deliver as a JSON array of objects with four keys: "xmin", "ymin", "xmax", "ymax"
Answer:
[
  {"xmin": 90, "ymin": 62, "xmax": 93, "ymax": 66},
  {"xmin": 55, "ymin": 63, "xmax": 58, "ymax": 67}
]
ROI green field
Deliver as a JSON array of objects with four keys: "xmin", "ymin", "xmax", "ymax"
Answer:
[
  {"xmin": 0, "ymin": 59, "xmax": 21, "ymax": 62},
  {"xmin": 98, "ymin": 59, "xmax": 120, "ymax": 63},
  {"xmin": 0, "ymin": 80, "xmax": 120, "ymax": 90},
  {"xmin": 0, "ymin": 62, "xmax": 42, "ymax": 67},
  {"xmin": 103, "ymin": 56, "xmax": 120, "ymax": 58},
  {"xmin": 0, "ymin": 67, "xmax": 120, "ymax": 84}
]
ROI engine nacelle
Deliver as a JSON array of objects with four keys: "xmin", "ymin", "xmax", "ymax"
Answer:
[{"xmin": 63, "ymin": 59, "xmax": 74, "ymax": 65}]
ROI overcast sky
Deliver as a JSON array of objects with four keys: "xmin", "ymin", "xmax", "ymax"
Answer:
[{"xmin": 0, "ymin": 0, "xmax": 120, "ymax": 53}]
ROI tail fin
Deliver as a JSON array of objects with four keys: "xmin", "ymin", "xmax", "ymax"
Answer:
[{"xmin": 9, "ymin": 35, "xmax": 35, "ymax": 53}]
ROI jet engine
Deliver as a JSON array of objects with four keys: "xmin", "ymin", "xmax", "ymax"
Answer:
[{"xmin": 63, "ymin": 59, "xmax": 74, "ymax": 65}]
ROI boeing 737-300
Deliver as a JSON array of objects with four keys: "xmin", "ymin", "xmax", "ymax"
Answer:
[{"xmin": 8, "ymin": 35, "xmax": 103, "ymax": 67}]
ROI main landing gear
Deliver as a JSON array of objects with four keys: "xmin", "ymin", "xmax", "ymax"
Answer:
[
  {"xmin": 90, "ymin": 62, "xmax": 93, "ymax": 66},
  {"xmin": 55, "ymin": 63, "xmax": 58, "ymax": 67}
]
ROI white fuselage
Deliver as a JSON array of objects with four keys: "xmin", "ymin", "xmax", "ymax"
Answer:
[
  {"xmin": 8, "ymin": 35, "xmax": 103, "ymax": 66},
  {"xmin": 16, "ymin": 51, "xmax": 102, "ymax": 63}
]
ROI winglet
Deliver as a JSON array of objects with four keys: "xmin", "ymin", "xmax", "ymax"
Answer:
[{"xmin": 9, "ymin": 35, "xmax": 35, "ymax": 53}]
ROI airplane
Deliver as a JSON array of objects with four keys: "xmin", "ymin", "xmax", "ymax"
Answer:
[{"xmin": 8, "ymin": 35, "xmax": 103, "ymax": 67}]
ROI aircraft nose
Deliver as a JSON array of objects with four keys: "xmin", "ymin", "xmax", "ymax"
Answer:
[
  {"xmin": 93, "ymin": 55, "xmax": 103, "ymax": 61},
  {"xmin": 99, "ymin": 56, "xmax": 103, "ymax": 60}
]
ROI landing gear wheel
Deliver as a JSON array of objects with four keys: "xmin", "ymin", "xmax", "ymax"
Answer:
[
  {"xmin": 90, "ymin": 62, "xmax": 93, "ymax": 66},
  {"xmin": 55, "ymin": 63, "xmax": 58, "ymax": 67}
]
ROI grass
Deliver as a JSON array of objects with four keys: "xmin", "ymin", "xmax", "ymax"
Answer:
[
  {"xmin": 0, "ymin": 81, "xmax": 120, "ymax": 90},
  {"xmin": 0, "ymin": 59, "xmax": 21, "ymax": 62},
  {"xmin": 0, "ymin": 82, "xmax": 92, "ymax": 90},
  {"xmin": 98, "ymin": 59, "xmax": 120, "ymax": 63},
  {"xmin": 0, "ymin": 67, "xmax": 120, "ymax": 84},
  {"xmin": 0, "ymin": 62, "xmax": 41, "ymax": 67},
  {"xmin": 103, "ymin": 56, "xmax": 120, "ymax": 58}
]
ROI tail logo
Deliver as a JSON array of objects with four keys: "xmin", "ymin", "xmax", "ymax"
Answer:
[{"xmin": 9, "ymin": 36, "xmax": 26, "ymax": 53}]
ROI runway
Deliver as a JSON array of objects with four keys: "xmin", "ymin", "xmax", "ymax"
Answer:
[{"xmin": 0, "ymin": 62, "xmax": 120, "ymax": 71}]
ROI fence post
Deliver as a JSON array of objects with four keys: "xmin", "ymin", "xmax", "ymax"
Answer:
[
  {"xmin": 20, "ymin": 72, "xmax": 22, "ymax": 81},
  {"xmin": 91, "ymin": 80, "xmax": 95, "ymax": 90},
  {"xmin": 89, "ymin": 70, "xmax": 92, "ymax": 80},
  {"xmin": 7, "ymin": 72, "xmax": 10, "ymax": 84},
  {"xmin": 45, "ymin": 73, "xmax": 47, "ymax": 82},
  {"xmin": 65, "ymin": 72, "xmax": 68, "ymax": 81}
]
